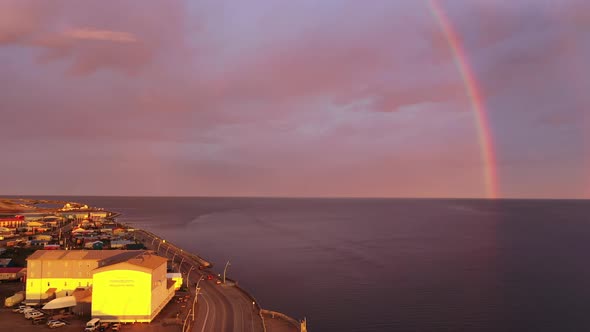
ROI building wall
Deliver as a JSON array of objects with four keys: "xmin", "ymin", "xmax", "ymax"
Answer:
[
  {"xmin": 0, "ymin": 272, "xmax": 17, "ymax": 280},
  {"xmin": 166, "ymin": 273, "xmax": 183, "ymax": 290},
  {"xmin": 26, "ymin": 277, "xmax": 92, "ymax": 301},
  {"xmin": 0, "ymin": 220, "xmax": 24, "ymax": 228},
  {"xmin": 26, "ymin": 259, "xmax": 98, "ymax": 302},
  {"xmin": 28, "ymin": 259, "xmax": 98, "ymax": 279},
  {"xmin": 150, "ymin": 264, "xmax": 174, "ymax": 320},
  {"xmin": 92, "ymin": 269, "xmax": 152, "ymax": 322}
]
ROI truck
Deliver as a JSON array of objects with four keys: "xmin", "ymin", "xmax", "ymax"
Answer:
[{"xmin": 4, "ymin": 291, "xmax": 25, "ymax": 307}]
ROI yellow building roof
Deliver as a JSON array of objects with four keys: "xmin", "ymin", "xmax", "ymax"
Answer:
[
  {"xmin": 92, "ymin": 251, "xmax": 167, "ymax": 274},
  {"xmin": 27, "ymin": 250, "xmax": 145, "ymax": 261},
  {"xmin": 125, "ymin": 252, "xmax": 167, "ymax": 270},
  {"xmin": 28, "ymin": 250, "xmax": 167, "ymax": 272}
]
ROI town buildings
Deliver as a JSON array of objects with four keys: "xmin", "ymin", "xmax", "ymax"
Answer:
[
  {"xmin": 0, "ymin": 215, "xmax": 25, "ymax": 228},
  {"xmin": 25, "ymin": 250, "xmax": 175, "ymax": 322},
  {"xmin": 0, "ymin": 267, "xmax": 25, "ymax": 281}
]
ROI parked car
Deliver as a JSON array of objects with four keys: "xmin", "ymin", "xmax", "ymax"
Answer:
[
  {"xmin": 111, "ymin": 323, "xmax": 120, "ymax": 331},
  {"xmin": 98, "ymin": 322, "xmax": 110, "ymax": 331},
  {"xmin": 12, "ymin": 305, "xmax": 29, "ymax": 313},
  {"xmin": 25, "ymin": 311, "xmax": 44, "ymax": 319},
  {"xmin": 206, "ymin": 274, "xmax": 214, "ymax": 280},
  {"xmin": 22, "ymin": 307, "xmax": 37, "ymax": 313},
  {"xmin": 48, "ymin": 321, "xmax": 67, "ymax": 329}
]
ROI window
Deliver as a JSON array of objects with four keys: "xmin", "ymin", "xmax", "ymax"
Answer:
[
  {"xmin": 47, "ymin": 282, "xmax": 50, "ymax": 287},
  {"xmin": 64, "ymin": 282, "xmax": 67, "ymax": 286}
]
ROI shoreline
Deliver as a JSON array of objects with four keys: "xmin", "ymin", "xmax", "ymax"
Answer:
[
  {"xmin": 0, "ymin": 198, "xmax": 304, "ymax": 332},
  {"xmin": 131, "ymin": 228, "xmax": 302, "ymax": 332}
]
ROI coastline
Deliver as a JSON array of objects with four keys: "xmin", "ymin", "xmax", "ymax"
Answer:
[
  {"xmin": 0, "ymin": 198, "xmax": 304, "ymax": 332},
  {"xmin": 132, "ymin": 228, "xmax": 302, "ymax": 332}
]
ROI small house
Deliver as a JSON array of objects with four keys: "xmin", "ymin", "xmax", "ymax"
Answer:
[{"xmin": 0, "ymin": 267, "xmax": 25, "ymax": 281}]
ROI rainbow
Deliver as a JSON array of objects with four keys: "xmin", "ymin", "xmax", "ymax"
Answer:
[{"xmin": 428, "ymin": 0, "xmax": 499, "ymax": 199}]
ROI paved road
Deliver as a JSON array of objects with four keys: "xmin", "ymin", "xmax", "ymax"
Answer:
[{"xmin": 134, "ymin": 230, "xmax": 265, "ymax": 332}]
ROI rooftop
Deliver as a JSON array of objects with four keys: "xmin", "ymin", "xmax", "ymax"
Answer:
[
  {"xmin": 0, "ymin": 267, "xmax": 24, "ymax": 273},
  {"xmin": 125, "ymin": 251, "xmax": 167, "ymax": 270},
  {"xmin": 27, "ymin": 250, "xmax": 147, "ymax": 262},
  {"xmin": 27, "ymin": 249, "xmax": 167, "ymax": 271}
]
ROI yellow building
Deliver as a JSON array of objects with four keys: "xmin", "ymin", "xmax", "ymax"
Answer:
[
  {"xmin": 92, "ymin": 252, "xmax": 174, "ymax": 322},
  {"xmin": 166, "ymin": 273, "xmax": 183, "ymax": 290},
  {"xmin": 25, "ymin": 250, "xmax": 175, "ymax": 322}
]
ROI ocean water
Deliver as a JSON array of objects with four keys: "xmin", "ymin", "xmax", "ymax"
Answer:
[{"xmin": 20, "ymin": 197, "xmax": 590, "ymax": 331}]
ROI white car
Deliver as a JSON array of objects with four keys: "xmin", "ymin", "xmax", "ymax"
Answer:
[
  {"xmin": 22, "ymin": 307, "xmax": 37, "ymax": 313},
  {"xmin": 48, "ymin": 321, "xmax": 67, "ymax": 329},
  {"xmin": 12, "ymin": 305, "xmax": 28, "ymax": 313},
  {"xmin": 17, "ymin": 306, "xmax": 34, "ymax": 314},
  {"xmin": 25, "ymin": 311, "xmax": 44, "ymax": 319}
]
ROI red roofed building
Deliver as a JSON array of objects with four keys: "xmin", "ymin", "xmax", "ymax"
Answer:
[
  {"xmin": 0, "ymin": 267, "xmax": 26, "ymax": 281},
  {"xmin": 0, "ymin": 215, "xmax": 25, "ymax": 228}
]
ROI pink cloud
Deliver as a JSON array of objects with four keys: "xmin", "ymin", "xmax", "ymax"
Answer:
[
  {"xmin": 0, "ymin": 0, "xmax": 588, "ymax": 197},
  {"xmin": 63, "ymin": 28, "xmax": 137, "ymax": 43},
  {"xmin": 0, "ymin": 0, "xmax": 187, "ymax": 75}
]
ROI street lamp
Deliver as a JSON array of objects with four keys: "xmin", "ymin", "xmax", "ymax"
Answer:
[
  {"xmin": 192, "ymin": 276, "xmax": 204, "ymax": 321},
  {"xmin": 223, "ymin": 260, "xmax": 231, "ymax": 284},
  {"xmin": 157, "ymin": 240, "xmax": 163, "ymax": 252},
  {"xmin": 172, "ymin": 251, "xmax": 177, "ymax": 263},
  {"xmin": 165, "ymin": 244, "xmax": 170, "ymax": 257},
  {"xmin": 186, "ymin": 265, "xmax": 195, "ymax": 289},
  {"xmin": 179, "ymin": 252, "xmax": 185, "ymax": 273}
]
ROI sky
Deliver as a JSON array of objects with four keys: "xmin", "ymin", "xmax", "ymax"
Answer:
[{"xmin": 0, "ymin": 0, "xmax": 588, "ymax": 198}]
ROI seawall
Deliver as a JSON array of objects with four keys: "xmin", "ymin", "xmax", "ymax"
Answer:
[{"xmin": 131, "ymin": 228, "xmax": 301, "ymax": 332}]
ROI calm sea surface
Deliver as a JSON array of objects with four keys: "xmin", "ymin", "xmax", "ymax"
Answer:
[{"xmin": 18, "ymin": 197, "xmax": 590, "ymax": 331}]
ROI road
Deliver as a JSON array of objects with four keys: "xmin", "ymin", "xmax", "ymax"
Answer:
[{"xmin": 133, "ymin": 230, "xmax": 265, "ymax": 332}]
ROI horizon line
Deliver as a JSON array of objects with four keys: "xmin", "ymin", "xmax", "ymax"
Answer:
[{"xmin": 0, "ymin": 194, "xmax": 587, "ymax": 201}]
